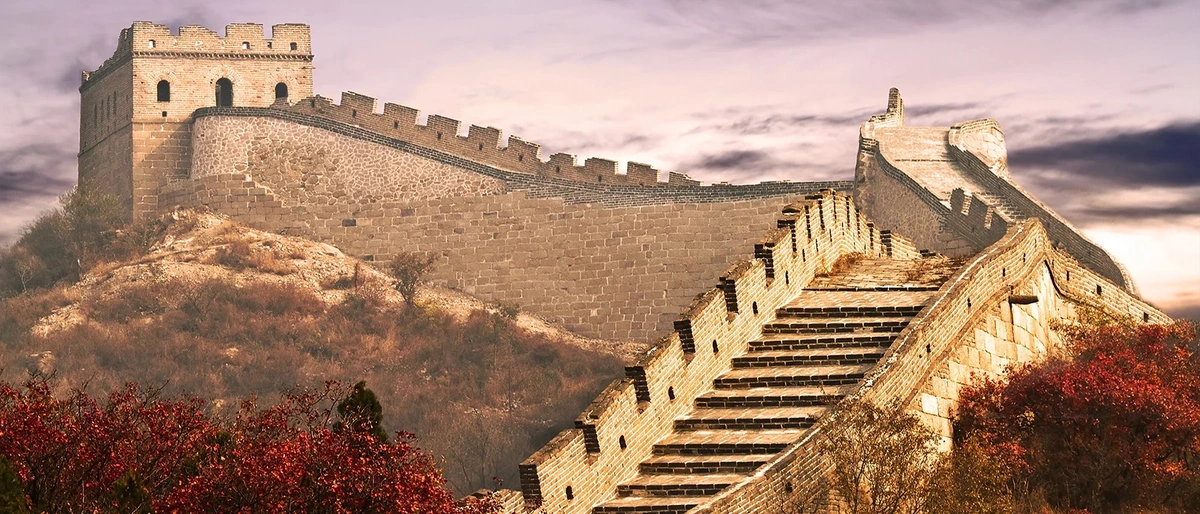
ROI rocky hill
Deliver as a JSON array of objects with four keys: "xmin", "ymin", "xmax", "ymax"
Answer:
[{"xmin": 0, "ymin": 209, "xmax": 643, "ymax": 493}]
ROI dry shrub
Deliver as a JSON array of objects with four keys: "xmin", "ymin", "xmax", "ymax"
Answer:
[
  {"xmin": 209, "ymin": 240, "xmax": 253, "ymax": 270},
  {"xmin": 904, "ymin": 258, "xmax": 933, "ymax": 282},
  {"xmin": 0, "ymin": 288, "xmax": 73, "ymax": 343},
  {"xmin": 816, "ymin": 252, "xmax": 866, "ymax": 278},
  {"xmin": 248, "ymin": 248, "xmax": 298, "ymax": 276},
  {"xmin": 0, "ymin": 270, "xmax": 621, "ymax": 496}
]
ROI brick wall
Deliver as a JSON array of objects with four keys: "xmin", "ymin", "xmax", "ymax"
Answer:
[
  {"xmin": 80, "ymin": 21, "xmax": 314, "ymax": 219},
  {"xmin": 515, "ymin": 191, "xmax": 886, "ymax": 513},
  {"xmin": 691, "ymin": 219, "xmax": 1167, "ymax": 513},
  {"xmin": 161, "ymin": 112, "xmax": 849, "ymax": 340}
]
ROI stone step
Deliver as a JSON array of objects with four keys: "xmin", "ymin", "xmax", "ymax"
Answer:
[
  {"xmin": 674, "ymin": 405, "xmax": 826, "ymax": 430},
  {"xmin": 616, "ymin": 473, "xmax": 745, "ymax": 498},
  {"xmin": 653, "ymin": 429, "xmax": 803, "ymax": 456},
  {"xmin": 762, "ymin": 316, "xmax": 911, "ymax": 335},
  {"xmin": 639, "ymin": 454, "xmax": 774, "ymax": 475},
  {"xmin": 592, "ymin": 496, "xmax": 707, "ymax": 514},
  {"xmin": 733, "ymin": 347, "xmax": 886, "ymax": 368},
  {"xmin": 749, "ymin": 333, "xmax": 895, "ymax": 352},
  {"xmin": 775, "ymin": 305, "xmax": 923, "ymax": 318},
  {"xmin": 696, "ymin": 385, "xmax": 852, "ymax": 409},
  {"xmin": 714, "ymin": 364, "xmax": 873, "ymax": 389}
]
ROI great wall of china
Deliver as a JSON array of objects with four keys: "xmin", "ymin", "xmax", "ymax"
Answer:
[{"xmin": 78, "ymin": 22, "xmax": 1169, "ymax": 513}]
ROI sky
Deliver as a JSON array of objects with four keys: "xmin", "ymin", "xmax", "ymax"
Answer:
[{"xmin": 1, "ymin": 0, "xmax": 1197, "ymax": 318}]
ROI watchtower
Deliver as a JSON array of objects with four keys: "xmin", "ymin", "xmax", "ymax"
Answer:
[{"xmin": 78, "ymin": 22, "xmax": 314, "ymax": 219}]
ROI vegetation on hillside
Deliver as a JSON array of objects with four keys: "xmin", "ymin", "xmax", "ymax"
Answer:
[
  {"xmin": 0, "ymin": 187, "xmax": 626, "ymax": 494},
  {"xmin": 0, "ymin": 377, "xmax": 497, "ymax": 513},
  {"xmin": 785, "ymin": 319, "xmax": 1199, "ymax": 514}
]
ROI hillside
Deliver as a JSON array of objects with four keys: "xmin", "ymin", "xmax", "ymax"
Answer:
[{"xmin": 0, "ymin": 209, "xmax": 644, "ymax": 493}]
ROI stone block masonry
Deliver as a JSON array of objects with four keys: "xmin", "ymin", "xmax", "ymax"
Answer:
[{"xmin": 162, "ymin": 110, "xmax": 848, "ymax": 341}]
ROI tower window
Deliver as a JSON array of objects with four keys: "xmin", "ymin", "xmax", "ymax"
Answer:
[
  {"xmin": 215, "ymin": 78, "xmax": 233, "ymax": 107},
  {"xmin": 157, "ymin": 80, "xmax": 171, "ymax": 102},
  {"xmin": 148, "ymin": 39, "xmax": 156, "ymax": 48},
  {"xmin": 290, "ymin": 42, "xmax": 298, "ymax": 50},
  {"xmin": 275, "ymin": 82, "xmax": 288, "ymax": 100},
  {"xmin": 241, "ymin": 41, "xmax": 250, "ymax": 49}
]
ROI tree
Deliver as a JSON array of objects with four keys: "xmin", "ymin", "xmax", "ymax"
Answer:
[
  {"xmin": 336, "ymin": 380, "xmax": 389, "ymax": 442},
  {"xmin": 0, "ymin": 377, "xmax": 492, "ymax": 513},
  {"xmin": 0, "ymin": 455, "xmax": 27, "ymax": 514},
  {"xmin": 813, "ymin": 399, "xmax": 939, "ymax": 514},
  {"xmin": 955, "ymin": 320, "xmax": 1200, "ymax": 512},
  {"xmin": 388, "ymin": 252, "xmax": 437, "ymax": 308}
]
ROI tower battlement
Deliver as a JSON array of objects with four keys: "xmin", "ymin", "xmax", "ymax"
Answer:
[{"xmin": 82, "ymin": 22, "xmax": 312, "ymax": 90}]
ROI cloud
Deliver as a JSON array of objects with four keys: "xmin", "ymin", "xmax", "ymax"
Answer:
[
  {"xmin": 0, "ymin": 144, "xmax": 76, "ymax": 244},
  {"xmin": 604, "ymin": 0, "xmax": 1179, "ymax": 48},
  {"xmin": 688, "ymin": 149, "xmax": 773, "ymax": 170},
  {"xmin": 1010, "ymin": 121, "xmax": 1200, "ymax": 188}
]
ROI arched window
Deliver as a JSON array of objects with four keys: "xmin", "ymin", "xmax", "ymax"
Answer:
[
  {"xmin": 215, "ymin": 78, "xmax": 233, "ymax": 107},
  {"xmin": 157, "ymin": 80, "xmax": 170, "ymax": 102},
  {"xmin": 274, "ymin": 82, "xmax": 288, "ymax": 100}
]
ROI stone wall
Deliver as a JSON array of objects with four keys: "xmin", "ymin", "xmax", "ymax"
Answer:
[
  {"xmin": 692, "ymin": 220, "xmax": 1167, "ymax": 513},
  {"xmin": 80, "ymin": 21, "xmax": 314, "ymax": 219},
  {"xmin": 161, "ymin": 111, "xmax": 850, "ymax": 340},
  {"xmin": 515, "ymin": 191, "xmax": 891, "ymax": 513}
]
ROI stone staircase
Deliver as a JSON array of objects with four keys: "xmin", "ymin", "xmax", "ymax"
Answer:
[{"xmin": 592, "ymin": 257, "xmax": 958, "ymax": 514}]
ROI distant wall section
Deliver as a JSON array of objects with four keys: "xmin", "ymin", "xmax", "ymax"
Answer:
[{"xmin": 163, "ymin": 110, "xmax": 848, "ymax": 340}]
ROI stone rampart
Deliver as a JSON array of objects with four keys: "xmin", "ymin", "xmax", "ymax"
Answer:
[
  {"xmin": 690, "ymin": 219, "xmax": 1166, "ymax": 513},
  {"xmin": 161, "ymin": 110, "xmax": 850, "ymax": 340},
  {"xmin": 516, "ymin": 190, "xmax": 889, "ymax": 512},
  {"xmin": 947, "ymin": 121, "xmax": 1134, "ymax": 291},
  {"xmin": 284, "ymin": 92, "xmax": 693, "ymax": 186}
]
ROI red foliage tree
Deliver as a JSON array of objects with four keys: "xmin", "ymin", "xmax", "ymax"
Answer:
[
  {"xmin": 0, "ymin": 378, "xmax": 496, "ymax": 513},
  {"xmin": 955, "ymin": 321, "xmax": 1200, "ymax": 512}
]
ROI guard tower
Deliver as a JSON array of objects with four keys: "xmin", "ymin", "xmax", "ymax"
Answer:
[{"xmin": 78, "ymin": 22, "xmax": 314, "ymax": 219}]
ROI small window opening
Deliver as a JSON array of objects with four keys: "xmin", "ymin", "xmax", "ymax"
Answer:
[
  {"xmin": 393, "ymin": 121, "xmax": 399, "ymax": 129},
  {"xmin": 157, "ymin": 80, "xmax": 170, "ymax": 102},
  {"xmin": 712, "ymin": 340, "xmax": 719, "ymax": 354},
  {"xmin": 1002, "ymin": 268, "xmax": 1006, "ymax": 278},
  {"xmin": 290, "ymin": 42, "xmax": 298, "ymax": 50},
  {"xmin": 1022, "ymin": 252, "xmax": 1027, "ymax": 262},
  {"xmin": 241, "ymin": 41, "xmax": 250, "ymax": 49},
  {"xmin": 1096, "ymin": 285, "xmax": 1103, "ymax": 296},
  {"xmin": 266, "ymin": 41, "xmax": 272, "ymax": 49},
  {"xmin": 161, "ymin": 111, "xmax": 167, "ymax": 117},
  {"xmin": 667, "ymin": 387, "xmax": 675, "ymax": 400},
  {"xmin": 752, "ymin": 302, "xmax": 759, "ymax": 315},
  {"xmin": 618, "ymin": 436, "xmax": 627, "ymax": 450},
  {"xmin": 479, "ymin": 143, "xmax": 484, "ymax": 151},
  {"xmin": 555, "ymin": 165, "xmax": 561, "ymax": 173},
  {"xmin": 215, "ymin": 78, "xmax": 233, "ymax": 107},
  {"xmin": 1143, "ymin": 312, "xmax": 1150, "ymax": 323},
  {"xmin": 801, "ymin": 249, "xmax": 806, "ymax": 262},
  {"xmin": 309, "ymin": 99, "xmax": 315, "ymax": 107},
  {"xmin": 565, "ymin": 486, "xmax": 574, "ymax": 500},
  {"xmin": 1066, "ymin": 271, "xmax": 1071, "ymax": 281},
  {"xmin": 518, "ymin": 154, "xmax": 524, "ymax": 162},
  {"xmin": 967, "ymin": 298, "xmax": 972, "ymax": 308},
  {"xmin": 436, "ymin": 132, "xmax": 442, "ymax": 140},
  {"xmin": 148, "ymin": 39, "xmax": 156, "ymax": 48},
  {"xmin": 784, "ymin": 481, "xmax": 793, "ymax": 494},
  {"xmin": 597, "ymin": 175, "xmax": 603, "ymax": 183},
  {"xmin": 785, "ymin": 271, "xmax": 790, "ymax": 285},
  {"xmin": 275, "ymin": 82, "xmax": 288, "ymax": 100}
]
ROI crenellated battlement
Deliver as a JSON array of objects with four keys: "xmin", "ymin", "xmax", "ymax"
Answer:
[
  {"xmin": 948, "ymin": 187, "xmax": 1009, "ymax": 241},
  {"xmin": 81, "ymin": 22, "xmax": 312, "ymax": 91},
  {"xmin": 281, "ymin": 91, "xmax": 696, "ymax": 187},
  {"xmin": 517, "ymin": 189, "xmax": 890, "ymax": 511}
]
